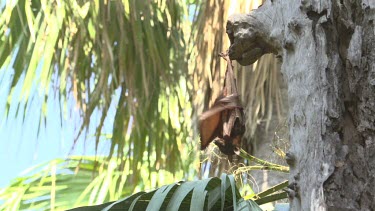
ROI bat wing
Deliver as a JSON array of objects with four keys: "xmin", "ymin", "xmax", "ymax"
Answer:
[
  {"xmin": 199, "ymin": 95, "xmax": 241, "ymax": 150},
  {"xmin": 199, "ymin": 111, "xmax": 222, "ymax": 150}
]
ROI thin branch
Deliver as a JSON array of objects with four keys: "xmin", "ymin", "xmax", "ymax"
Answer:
[
  {"xmin": 254, "ymin": 192, "xmax": 288, "ymax": 205},
  {"xmin": 238, "ymin": 149, "xmax": 289, "ymax": 173},
  {"xmin": 256, "ymin": 180, "xmax": 288, "ymax": 198}
]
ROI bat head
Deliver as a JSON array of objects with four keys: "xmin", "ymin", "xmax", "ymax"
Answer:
[{"xmin": 214, "ymin": 135, "xmax": 242, "ymax": 156}]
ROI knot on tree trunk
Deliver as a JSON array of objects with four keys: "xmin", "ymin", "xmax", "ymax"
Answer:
[{"xmin": 226, "ymin": 11, "xmax": 281, "ymax": 66}]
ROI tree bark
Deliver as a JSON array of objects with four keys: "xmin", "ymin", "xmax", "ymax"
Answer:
[{"xmin": 227, "ymin": 0, "xmax": 375, "ymax": 210}]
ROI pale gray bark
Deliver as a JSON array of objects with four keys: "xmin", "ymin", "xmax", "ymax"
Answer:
[{"xmin": 227, "ymin": 0, "xmax": 375, "ymax": 210}]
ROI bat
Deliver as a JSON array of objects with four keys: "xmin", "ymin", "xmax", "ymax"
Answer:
[
  {"xmin": 199, "ymin": 94, "xmax": 241, "ymax": 150},
  {"xmin": 199, "ymin": 52, "xmax": 245, "ymax": 156}
]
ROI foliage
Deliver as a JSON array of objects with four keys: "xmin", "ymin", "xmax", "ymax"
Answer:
[
  {"xmin": 244, "ymin": 180, "xmax": 288, "ymax": 205},
  {"xmin": 0, "ymin": 156, "xmax": 193, "ymax": 211},
  {"xmin": 237, "ymin": 149, "xmax": 289, "ymax": 173},
  {"xmin": 0, "ymin": 155, "xmax": 289, "ymax": 210},
  {"xmin": 0, "ymin": 157, "xmax": 117, "ymax": 210},
  {"xmin": 1, "ymin": 0, "xmax": 195, "ymax": 196},
  {"xmin": 0, "ymin": 156, "xmax": 287, "ymax": 211},
  {"xmin": 68, "ymin": 173, "xmax": 262, "ymax": 211},
  {"xmin": 0, "ymin": 0, "xmax": 289, "ymax": 210}
]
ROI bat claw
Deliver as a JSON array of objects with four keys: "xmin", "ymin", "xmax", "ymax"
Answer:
[{"xmin": 218, "ymin": 51, "xmax": 229, "ymax": 57}]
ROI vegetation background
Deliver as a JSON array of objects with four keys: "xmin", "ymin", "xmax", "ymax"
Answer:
[{"xmin": 0, "ymin": 0, "xmax": 287, "ymax": 210}]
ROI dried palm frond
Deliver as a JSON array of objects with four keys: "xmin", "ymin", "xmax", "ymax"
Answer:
[{"xmin": 237, "ymin": 54, "xmax": 284, "ymax": 141}]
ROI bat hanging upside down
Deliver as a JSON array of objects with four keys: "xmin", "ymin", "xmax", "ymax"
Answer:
[{"xmin": 199, "ymin": 52, "xmax": 245, "ymax": 156}]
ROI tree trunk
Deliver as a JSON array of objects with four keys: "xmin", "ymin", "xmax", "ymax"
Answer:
[{"xmin": 227, "ymin": 0, "xmax": 375, "ymax": 210}]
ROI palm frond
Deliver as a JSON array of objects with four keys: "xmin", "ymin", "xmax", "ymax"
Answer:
[
  {"xmin": 1, "ymin": 0, "xmax": 194, "ymax": 193},
  {"xmin": 237, "ymin": 54, "xmax": 285, "ymax": 145},
  {"xmin": 0, "ymin": 155, "xmax": 197, "ymax": 211},
  {"xmin": 68, "ymin": 173, "xmax": 262, "ymax": 211}
]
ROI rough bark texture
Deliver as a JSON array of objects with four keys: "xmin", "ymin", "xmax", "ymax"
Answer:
[{"xmin": 227, "ymin": 0, "xmax": 375, "ymax": 210}]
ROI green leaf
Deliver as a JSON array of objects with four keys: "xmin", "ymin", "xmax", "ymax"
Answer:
[
  {"xmin": 67, "ymin": 174, "xmax": 263, "ymax": 211},
  {"xmin": 145, "ymin": 183, "xmax": 179, "ymax": 211}
]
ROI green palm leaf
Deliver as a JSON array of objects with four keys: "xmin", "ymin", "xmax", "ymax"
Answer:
[
  {"xmin": 1, "ymin": 0, "xmax": 194, "ymax": 195},
  {"xmin": 1, "ymin": 155, "xmax": 198, "ymax": 211},
  {"xmin": 1, "ymin": 0, "xmax": 288, "ymax": 210},
  {"xmin": 0, "ymin": 157, "xmax": 262, "ymax": 211},
  {"xmin": 68, "ymin": 174, "xmax": 262, "ymax": 211}
]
